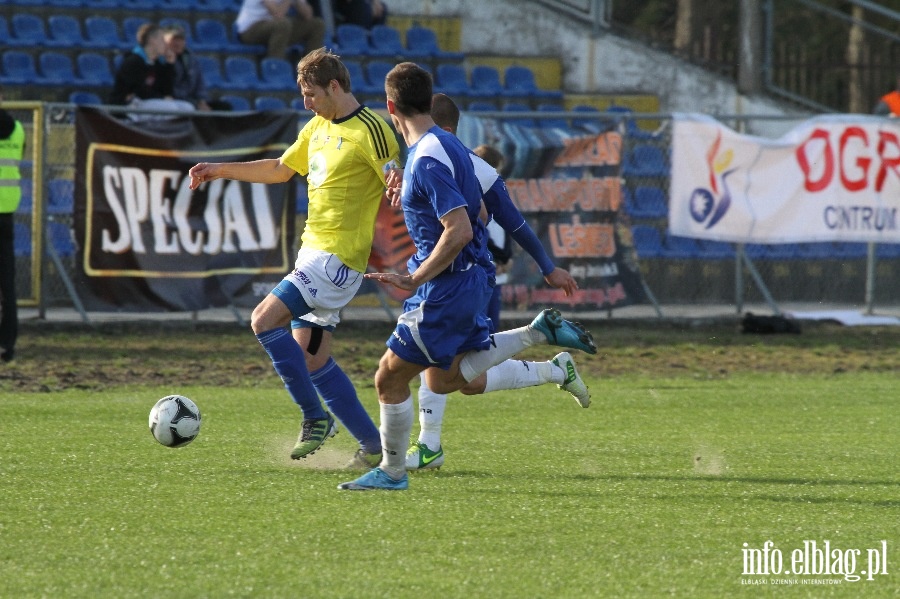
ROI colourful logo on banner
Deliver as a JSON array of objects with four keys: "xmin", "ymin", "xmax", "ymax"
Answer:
[{"xmin": 689, "ymin": 131, "xmax": 735, "ymax": 229}]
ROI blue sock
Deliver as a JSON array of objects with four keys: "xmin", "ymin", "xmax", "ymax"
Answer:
[
  {"xmin": 257, "ymin": 328, "xmax": 327, "ymax": 420},
  {"xmin": 311, "ymin": 357, "xmax": 381, "ymax": 454}
]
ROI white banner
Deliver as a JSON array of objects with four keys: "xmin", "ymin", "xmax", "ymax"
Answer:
[{"xmin": 669, "ymin": 114, "xmax": 900, "ymax": 244}]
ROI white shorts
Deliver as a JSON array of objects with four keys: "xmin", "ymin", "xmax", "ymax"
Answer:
[{"xmin": 283, "ymin": 248, "xmax": 363, "ymax": 328}]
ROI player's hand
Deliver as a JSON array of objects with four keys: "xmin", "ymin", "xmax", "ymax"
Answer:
[
  {"xmin": 188, "ymin": 163, "xmax": 218, "ymax": 190},
  {"xmin": 544, "ymin": 267, "xmax": 578, "ymax": 297},
  {"xmin": 385, "ymin": 167, "xmax": 403, "ymax": 206},
  {"xmin": 365, "ymin": 271, "xmax": 417, "ymax": 291}
]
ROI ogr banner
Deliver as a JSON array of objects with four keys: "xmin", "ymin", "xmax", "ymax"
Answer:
[
  {"xmin": 74, "ymin": 108, "xmax": 298, "ymax": 311},
  {"xmin": 670, "ymin": 113, "xmax": 900, "ymax": 243}
]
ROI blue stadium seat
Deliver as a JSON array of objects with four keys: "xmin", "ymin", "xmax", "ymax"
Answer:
[
  {"xmin": 194, "ymin": 0, "xmax": 238, "ymax": 12},
  {"xmin": 434, "ymin": 64, "xmax": 471, "ymax": 98},
  {"xmin": 14, "ymin": 223, "xmax": 32, "ymax": 257},
  {"xmin": 571, "ymin": 104, "xmax": 609, "ymax": 134},
  {"xmin": 193, "ymin": 18, "xmax": 253, "ymax": 53},
  {"xmin": 39, "ymin": 52, "xmax": 81, "ymax": 85},
  {"xmin": 631, "ymin": 225, "xmax": 664, "ymax": 258},
  {"xmin": 259, "ymin": 57, "xmax": 296, "ymax": 91},
  {"xmin": 536, "ymin": 103, "xmax": 568, "ymax": 130},
  {"xmin": 84, "ymin": 16, "xmax": 127, "ymax": 50},
  {"xmin": 69, "ymin": 90, "xmax": 103, "ymax": 105},
  {"xmin": 290, "ymin": 97, "xmax": 305, "ymax": 111},
  {"xmin": 222, "ymin": 56, "xmax": 269, "ymax": 90},
  {"xmin": 0, "ymin": 17, "xmax": 9, "ymax": 46},
  {"xmin": 195, "ymin": 55, "xmax": 225, "ymax": 89},
  {"xmin": 123, "ymin": 0, "xmax": 162, "ymax": 10},
  {"xmin": 335, "ymin": 23, "xmax": 370, "ymax": 57},
  {"xmin": 2, "ymin": 51, "xmax": 43, "ymax": 85},
  {"xmin": 502, "ymin": 102, "xmax": 535, "ymax": 127},
  {"xmin": 254, "ymin": 96, "xmax": 286, "ymax": 111},
  {"xmin": 368, "ymin": 24, "xmax": 404, "ymax": 57},
  {"xmin": 467, "ymin": 101, "xmax": 498, "ymax": 112},
  {"xmin": 664, "ymin": 234, "xmax": 702, "ymax": 258},
  {"xmin": 77, "ymin": 52, "xmax": 115, "ymax": 86},
  {"xmin": 47, "ymin": 15, "xmax": 87, "ymax": 49},
  {"xmin": 343, "ymin": 60, "xmax": 375, "ymax": 95},
  {"xmin": 503, "ymin": 65, "xmax": 563, "ymax": 101},
  {"xmin": 365, "ymin": 61, "xmax": 393, "ymax": 94},
  {"xmin": 622, "ymin": 144, "xmax": 670, "ymax": 178},
  {"xmin": 47, "ymin": 221, "xmax": 76, "ymax": 258},
  {"xmin": 632, "ymin": 185, "xmax": 667, "ymax": 218},
  {"xmin": 17, "ymin": 180, "xmax": 33, "ymax": 214},
  {"xmin": 10, "ymin": 14, "xmax": 48, "ymax": 47},
  {"xmin": 469, "ymin": 65, "xmax": 504, "ymax": 98},
  {"xmin": 123, "ymin": 17, "xmax": 151, "ymax": 47},
  {"xmin": 48, "ymin": 179, "xmax": 75, "ymax": 214},
  {"xmin": 405, "ymin": 25, "xmax": 463, "ymax": 60},
  {"xmin": 606, "ymin": 105, "xmax": 658, "ymax": 140},
  {"xmin": 220, "ymin": 94, "xmax": 250, "ymax": 111}
]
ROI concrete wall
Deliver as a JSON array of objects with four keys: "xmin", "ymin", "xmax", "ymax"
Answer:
[{"xmin": 388, "ymin": 0, "xmax": 812, "ymax": 136}]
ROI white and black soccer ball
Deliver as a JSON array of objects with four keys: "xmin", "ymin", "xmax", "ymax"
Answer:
[{"xmin": 149, "ymin": 394, "xmax": 201, "ymax": 448}]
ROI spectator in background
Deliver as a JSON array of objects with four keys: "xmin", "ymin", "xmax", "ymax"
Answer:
[
  {"xmin": 164, "ymin": 26, "xmax": 232, "ymax": 111},
  {"xmin": 0, "ymin": 87, "xmax": 25, "ymax": 363},
  {"xmin": 235, "ymin": 0, "xmax": 326, "ymax": 60},
  {"xmin": 313, "ymin": 0, "xmax": 387, "ymax": 28},
  {"xmin": 873, "ymin": 73, "xmax": 900, "ymax": 117},
  {"xmin": 109, "ymin": 23, "xmax": 195, "ymax": 118}
]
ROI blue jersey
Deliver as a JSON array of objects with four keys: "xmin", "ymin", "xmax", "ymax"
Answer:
[{"xmin": 401, "ymin": 126, "xmax": 489, "ymax": 275}]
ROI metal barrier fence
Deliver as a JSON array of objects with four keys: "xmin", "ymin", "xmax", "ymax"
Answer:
[{"xmin": 12, "ymin": 102, "xmax": 900, "ymax": 322}]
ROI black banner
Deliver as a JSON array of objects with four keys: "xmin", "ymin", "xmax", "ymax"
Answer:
[{"xmin": 74, "ymin": 108, "xmax": 298, "ymax": 311}]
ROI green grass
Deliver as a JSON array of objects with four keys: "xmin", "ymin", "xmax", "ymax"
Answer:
[{"xmin": 2, "ymin": 370, "xmax": 898, "ymax": 598}]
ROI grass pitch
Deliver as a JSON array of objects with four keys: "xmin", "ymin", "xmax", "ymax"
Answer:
[{"xmin": 1, "ymin": 323, "xmax": 898, "ymax": 597}]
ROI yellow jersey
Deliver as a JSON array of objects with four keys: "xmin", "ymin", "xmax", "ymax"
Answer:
[{"xmin": 281, "ymin": 106, "xmax": 400, "ymax": 273}]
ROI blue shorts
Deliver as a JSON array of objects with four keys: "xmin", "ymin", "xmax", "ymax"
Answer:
[{"xmin": 386, "ymin": 266, "xmax": 494, "ymax": 369}]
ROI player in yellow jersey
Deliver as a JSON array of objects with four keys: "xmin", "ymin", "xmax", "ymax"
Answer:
[{"xmin": 189, "ymin": 48, "xmax": 399, "ymax": 465}]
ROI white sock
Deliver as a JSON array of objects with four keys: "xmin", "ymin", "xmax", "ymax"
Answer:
[
  {"xmin": 379, "ymin": 397, "xmax": 413, "ymax": 479},
  {"xmin": 418, "ymin": 374, "xmax": 447, "ymax": 450},
  {"xmin": 483, "ymin": 360, "xmax": 563, "ymax": 393},
  {"xmin": 459, "ymin": 325, "xmax": 543, "ymax": 382}
]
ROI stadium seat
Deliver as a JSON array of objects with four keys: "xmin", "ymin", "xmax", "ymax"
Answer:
[
  {"xmin": 123, "ymin": 0, "xmax": 162, "ymax": 10},
  {"xmin": 503, "ymin": 65, "xmax": 563, "ymax": 101},
  {"xmin": 340, "ymin": 60, "xmax": 367, "ymax": 94},
  {"xmin": 631, "ymin": 225, "xmax": 664, "ymax": 258},
  {"xmin": 434, "ymin": 64, "xmax": 471, "ymax": 98},
  {"xmin": 606, "ymin": 105, "xmax": 659, "ymax": 140},
  {"xmin": 14, "ymin": 223, "xmax": 32, "ymax": 257},
  {"xmin": 194, "ymin": 0, "xmax": 237, "ymax": 12},
  {"xmin": 0, "ymin": 17, "xmax": 9, "ymax": 46},
  {"xmin": 664, "ymin": 234, "xmax": 702, "ymax": 258},
  {"xmin": 335, "ymin": 24, "xmax": 370, "ymax": 57},
  {"xmin": 219, "ymin": 94, "xmax": 250, "ymax": 111},
  {"xmin": 69, "ymin": 90, "xmax": 103, "ymax": 105},
  {"xmin": 536, "ymin": 103, "xmax": 568, "ymax": 129},
  {"xmin": 123, "ymin": 17, "xmax": 151, "ymax": 47},
  {"xmin": 48, "ymin": 179, "xmax": 75, "ymax": 214},
  {"xmin": 39, "ymin": 52, "xmax": 81, "ymax": 86},
  {"xmin": 469, "ymin": 65, "xmax": 504, "ymax": 98},
  {"xmin": 10, "ymin": 14, "xmax": 48, "ymax": 47},
  {"xmin": 1, "ymin": 51, "xmax": 43, "ymax": 85},
  {"xmin": 368, "ymin": 24, "xmax": 404, "ymax": 57},
  {"xmin": 193, "ymin": 18, "xmax": 254, "ymax": 54},
  {"xmin": 467, "ymin": 101, "xmax": 498, "ymax": 112},
  {"xmin": 17, "ymin": 180, "xmax": 32, "ymax": 215},
  {"xmin": 77, "ymin": 52, "xmax": 115, "ymax": 86},
  {"xmin": 47, "ymin": 221, "xmax": 76, "ymax": 258},
  {"xmin": 254, "ymin": 96, "xmax": 286, "ymax": 111},
  {"xmin": 222, "ymin": 56, "xmax": 269, "ymax": 90},
  {"xmin": 502, "ymin": 102, "xmax": 535, "ymax": 127},
  {"xmin": 571, "ymin": 104, "xmax": 609, "ymax": 133},
  {"xmin": 405, "ymin": 25, "xmax": 463, "ymax": 60},
  {"xmin": 365, "ymin": 61, "xmax": 394, "ymax": 94},
  {"xmin": 290, "ymin": 97, "xmax": 305, "ymax": 111},
  {"xmin": 622, "ymin": 144, "xmax": 670, "ymax": 178},
  {"xmin": 47, "ymin": 15, "xmax": 87, "ymax": 49},
  {"xmin": 259, "ymin": 57, "xmax": 296, "ymax": 91},
  {"xmin": 632, "ymin": 185, "xmax": 667, "ymax": 218},
  {"xmin": 195, "ymin": 55, "xmax": 225, "ymax": 89},
  {"xmin": 84, "ymin": 16, "xmax": 127, "ymax": 50}
]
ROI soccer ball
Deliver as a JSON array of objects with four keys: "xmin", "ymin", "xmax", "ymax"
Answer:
[{"xmin": 149, "ymin": 394, "xmax": 201, "ymax": 447}]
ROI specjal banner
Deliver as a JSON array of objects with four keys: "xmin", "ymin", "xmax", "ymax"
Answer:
[
  {"xmin": 670, "ymin": 113, "xmax": 900, "ymax": 243},
  {"xmin": 74, "ymin": 107, "xmax": 298, "ymax": 311}
]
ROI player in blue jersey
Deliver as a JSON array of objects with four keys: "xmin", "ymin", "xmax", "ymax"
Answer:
[
  {"xmin": 338, "ymin": 63, "xmax": 596, "ymax": 491},
  {"xmin": 403, "ymin": 93, "xmax": 593, "ymax": 471}
]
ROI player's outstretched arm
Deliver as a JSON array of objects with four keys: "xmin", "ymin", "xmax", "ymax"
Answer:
[
  {"xmin": 188, "ymin": 158, "xmax": 293, "ymax": 190},
  {"xmin": 544, "ymin": 267, "xmax": 578, "ymax": 297}
]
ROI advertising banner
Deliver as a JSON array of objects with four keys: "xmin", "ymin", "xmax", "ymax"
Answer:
[
  {"xmin": 670, "ymin": 113, "xmax": 900, "ymax": 243},
  {"xmin": 74, "ymin": 108, "xmax": 298, "ymax": 311}
]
